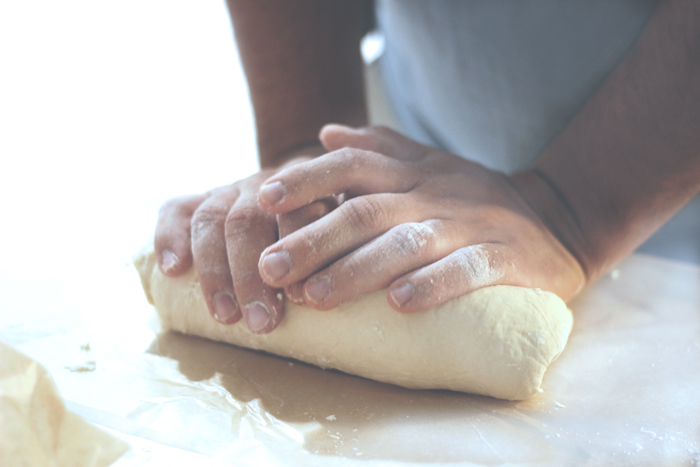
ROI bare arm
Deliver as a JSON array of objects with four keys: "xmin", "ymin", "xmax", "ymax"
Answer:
[
  {"xmin": 226, "ymin": 0, "xmax": 373, "ymax": 167},
  {"xmin": 254, "ymin": 0, "xmax": 700, "ymax": 311},
  {"xmin": 511, "ymin": 0, "xmax": 700, "ymax": 283}
]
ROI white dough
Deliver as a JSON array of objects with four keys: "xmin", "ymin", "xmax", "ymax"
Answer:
[{"xmin": 134, "ymin": 245, "xmax": 573, "ymax": 400}]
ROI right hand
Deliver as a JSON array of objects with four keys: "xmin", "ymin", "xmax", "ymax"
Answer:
[{"xmin": 154, "ymin": 151, "xmax": 334, "ymax": 334}]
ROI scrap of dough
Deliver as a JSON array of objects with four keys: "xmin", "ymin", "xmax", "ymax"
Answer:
[
  {"xmin": 134, "ymin": 245, "xmax": 573, "ymax": 400},
  {"xmin": 0, "ymin": 342, "xmax": 129, "ymax": 467}
]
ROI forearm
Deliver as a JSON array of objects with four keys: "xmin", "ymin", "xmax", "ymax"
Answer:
[
  {"xmin": 226, "ymin": 0, "xmax": 372, "ymax": 167},
  {"xmin": 512, "ymin": 0, "xmax": 700, "ymax": 283}
]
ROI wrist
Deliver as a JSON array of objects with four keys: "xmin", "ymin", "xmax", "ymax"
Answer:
[{"xmin": 508, "ymin": 170, "xmax": 594, "ymax": 284}]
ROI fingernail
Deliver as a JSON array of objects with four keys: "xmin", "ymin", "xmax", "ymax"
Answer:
[
  {"xmin": 390, "ymin": 283, "xmax": 414, "ymax": 307},
  {"xmin": 259, "ymin": 181, "xmax": 285, "ymax": 206},
  {"xmin": 161, "ymin": 249, "xmax": 179, "ymax": 273},
  {"xmin": 213, "ymin": 292, "xmax": 239, "ymax": 323},
  {"xmin": 286, "ymin": 284, "xmax": 306, "ymax": 305},
  {"xmin": 261, "ymin": 251, "xmax": 291, "ymax": 281},
  {"xmin": 245, "ymin": 301, "xmax": 271, "ymax": 332},
  {"xmin": 305, "ymin": 276, "xmax": 331, "ymax": 305}
]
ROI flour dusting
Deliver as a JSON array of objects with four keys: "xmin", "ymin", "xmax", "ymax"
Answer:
[
  {"xmin": 453, "ymin": 245, "xmax": 503, "ymax": 288},
  {"xmin": 395, "ymin": 222, "xmax": 435, "ymax": 255},
  {"xmin": 355, "ymin": 222, "xmax": 437, "ymax": 275}
]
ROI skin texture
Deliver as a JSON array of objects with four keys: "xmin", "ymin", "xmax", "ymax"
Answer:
[
  {"xmin": 227, "ymin": 0, "xmax": 372, "ymax": 166},
  {"xmin": 155, "ymin": 0, "xmax": 700, "ymax": 333},
  {"xmin": 257, "ymin": 125, "xmax": 584, "ymax": 312},
  {"xmin": 154, "ymin": 152, "xmax": 334, "ymax": 333}
]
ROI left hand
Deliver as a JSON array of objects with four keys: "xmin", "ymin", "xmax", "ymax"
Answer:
[
  {"xmin": 256, "ymin": 125, "xmax": 585, "ymax": 313},
  {"xmin": 153, "ymin": 150, "xmax": 335, "ymax": 333}
]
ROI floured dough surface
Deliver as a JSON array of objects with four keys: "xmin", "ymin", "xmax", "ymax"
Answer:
[{"xmin": 134, "ymin": 245, "xmax": 572, "ymax": 400}]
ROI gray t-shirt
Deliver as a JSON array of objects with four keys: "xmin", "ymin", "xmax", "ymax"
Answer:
[{"xmin": 376, "ymin": 0, "xmax": 700, "ymax": 264}]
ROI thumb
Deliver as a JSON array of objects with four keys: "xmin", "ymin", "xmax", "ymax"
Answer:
[{"xmin": 319, "ymin": 124, "xmax": 427, "ymax": 161}]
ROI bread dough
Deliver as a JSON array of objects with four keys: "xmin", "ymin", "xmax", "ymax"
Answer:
[{"xmin": 134, "ymin": 245, "xmax": 573, "ymax": 400}]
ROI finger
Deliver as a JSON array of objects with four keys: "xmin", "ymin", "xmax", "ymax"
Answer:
[
  {"xmin": 258, "ymin": 148, "xmax": 421, "ymax": 213},
  {"xmin": 277, "ymin": 198, "xmax": 337, "ymax": 238},
  {"xmin": 259, "ymin": 193, "xmax": 420, "ymax": 288},
  {"xmin": 276, "ymin": 199, "xmax": 336, "ymax": 308},
  {"xmin": 320, "ymin": 124, "xmax": 428, "ymax": 162},
  {"xmin": 155, "ymin": 194, "xmax": 207, "ymax": 276},
  {"xmin": 191, "ymin": 189, "xmax": 242, "ymax": 325},
  {"xmin": 387, "ymin": 243, "xmax": 515, "ymax": 313},
  {"xmin": 284, "ymin": 282, "xmax": 306, "ymax": 306},
  {"xmin": 300, "ymin": 220, "xmax": 448, "ymax": 310},
  {"xmin": 226, "ymin": 193, "xmax": 284, "ymax": 334}
]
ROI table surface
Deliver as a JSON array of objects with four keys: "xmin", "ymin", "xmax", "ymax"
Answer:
[
  {"xmin": 1, "ymin": 2, "xmax": 699, "ymax": 465},
  {"xmin": 3, "ymin": 248, "xmax": 700, "ymax": 466}
]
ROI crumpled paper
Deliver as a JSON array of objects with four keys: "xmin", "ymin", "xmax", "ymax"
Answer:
[{"xmin": 0, "ymin": 342, "xmax": 129, "ymax": 467}]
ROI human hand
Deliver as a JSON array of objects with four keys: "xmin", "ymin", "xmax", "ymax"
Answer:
[
  {"xmin": 256, "ymin": 125, "xmax": 586, "ymax": 313},
  {"xmin": 154, "ymin": 149, "xmax": 334, "ymax": 333}
]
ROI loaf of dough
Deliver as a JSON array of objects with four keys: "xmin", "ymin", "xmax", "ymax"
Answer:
[{"xmin": 134, "ymin": 245, "xmax": 572, "ymax": 400}]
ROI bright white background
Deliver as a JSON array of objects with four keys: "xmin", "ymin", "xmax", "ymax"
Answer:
[{"xmin": 0, "ymin": 1, "xmax": 257, "ymax": 331}]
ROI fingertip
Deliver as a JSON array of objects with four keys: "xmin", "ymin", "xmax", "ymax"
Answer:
[
  {"xmin": 155, "ymin": 193, "xmax": 208, "ymax": 275},
  {"xmin": 320, "ymin": 124, "xmax": 419, "ymax": 161},
  {"xmin": 319, "ymin": 123, "xmax": 354, "ymax": 138},
  {"xmin": 319, "ymin": 123, "xmax": 360, "ymax": 151},
  {"xmin": 303, "ymin": 276, "xmax": 332, "ymax": 309},
  {"xmin": 259, "ymin": 250, "xmax": 291, "ymax": 286},
  {"xmin": 157, "ymin": 247, "xmax": 192, "ymax": 276},
  {"xmin": 259, "ymin": 180, "xmax": 286, "ymax": 208},
  {"xmin": 285, "ymin": 283, "xmax": 306, "ymax": 306},
  {"xmin": 159, "ymin": 249, "xmax": 179, "ymax": 274},
  {"xmin": 243, "ymin": 301, "xmax": 269, "ymax": 332},
  {"xmin": 157, "ymin": 249, "xmax": 181, "ymax": 277},
  {"xmin": 211, "ymin": 292, "xmax": 242, "ymax": 325},
  {"xmin": 243, "ymin": 298, "xmax": 284, "ymax": 334},
  {"xmin": 388, "ymin": 282, "xmax": 415, "ymax": 311}
]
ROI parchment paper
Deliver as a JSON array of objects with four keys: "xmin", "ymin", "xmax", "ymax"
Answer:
[
  {"xmin": 0, "ymin": 342, "xmax": 129, "ymax": 467},
  {"xmin": 4, "ymin": 253, "xmax": 700, "ymax": 466}
]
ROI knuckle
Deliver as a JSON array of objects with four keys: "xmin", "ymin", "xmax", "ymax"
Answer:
[
  {"xmin": 224, "ymin": 206, "xmax": 268, "ymax": 235},
  {"xmin": 194, "ymin": 255, "xmax": 230, "ymax": 281},
  {"xmin": 342, "ymin": 196, "xmax": 388, "ymax": 231},
  {"xmin": 230, "ymin": 268, "xmax": 259, "ymax": 289},
  {"xmin": 191, "ymin": 206, "xmax": 227, "ymax": 237},
  {"xmin": 336, "ymin": 147, "xmax": 372, "ymax": 170},
  {"xmin": 390, "ymin": 222, "xmax": 437, "ymax": 257},
  {"xmin": 453, "ymin": 245, "xmax": 503, "ymax": 288}
]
